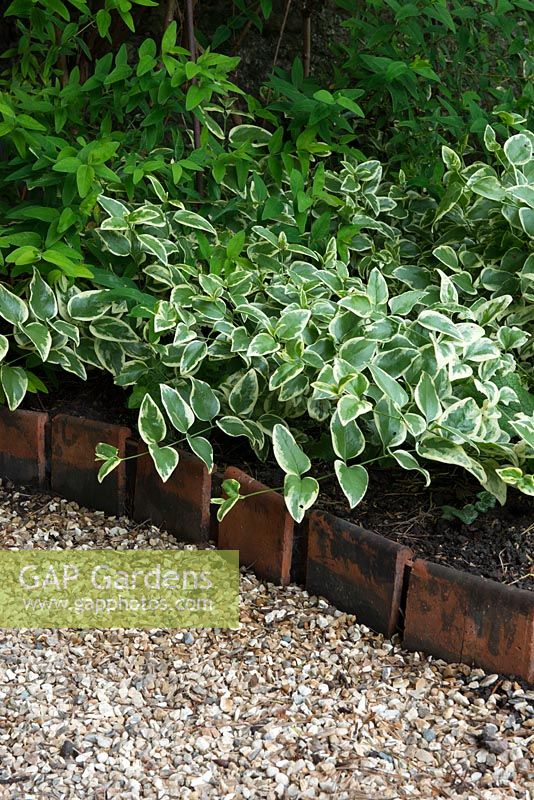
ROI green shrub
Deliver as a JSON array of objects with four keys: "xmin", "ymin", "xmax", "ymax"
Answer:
[
  {"xmin": 330, "ymin": 0, "xmax": 533, "ymax": 187},
  {"xmin": 13, "ymin": 127, "xmax": 526, "ymax": 519}
]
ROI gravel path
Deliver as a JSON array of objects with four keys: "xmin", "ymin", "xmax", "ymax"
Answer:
[{"xmin": 0, "ymin": 484, "xmax": 533, "ymax": 800}]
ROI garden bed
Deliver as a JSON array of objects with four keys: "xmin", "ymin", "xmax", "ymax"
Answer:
[
  {"xmin": 18, "ymin": 378, "xmax": 534, "ymax": 592},
  {"xmin": 211, "ymin": 434, "xmax": 534, "ymax": 593}
]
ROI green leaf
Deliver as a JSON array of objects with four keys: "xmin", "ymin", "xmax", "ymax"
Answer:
[
  {"xmin": 229, "ymin": 369, "xmax": 259, "ymax": 415},
  {"xmin": 369, "ymin": 365, "xmax": 409, "ymax": 408},
  {"xmin": 139, "ymin": 393, "xmax": 166, "ymax": 444},
  {"xmin": 173, "ymin": 210, "xmax": 216, "ymax": 236},
  {"xmin": 0, "ymin": 284, "xmax": 28, "ymax": 326},
  {"xmin": 137, "ymin": 234, "xmax": 169, "ymax": 265},
  {"xmin": 389, "ymin": 450, "xmax": 430, "ymax": 486},
  {"xmin": 95, "ymin": 443, "xmax": 119, "ymax": 461},
  {"xmin": 418, "ymin": 310, "xmax": 463, "ymax": 341},
  {"xmin": 21, "ymin": 322, "xmax": 52, "ymax": 361},
  {"xmin": 160, "ymin": 383, "xmax": 194, "ymax": 433},
  {"xmin": 0, "ymin": 365, "xmax": 28, "ymax": 410},
  {"xmin": 334, "ymin": 461, "xmax": 368, "ymax": 508},
  {"xmin": 414, "ymin": 372, "xmax": 440, "ymax": 422},
  {"xmin": 330, "ymin": 412, "xmax": 365, "ymax": 460},
  {"xmin": 89, "ymin": 317, "xmax": 138, "ymax": 342},
  {"xmin": 417, "ymin": 436, "xmax": 486, "ymax": 484},
  {"xmin": 148, "ymin": 443, "xmax": 179, "ymax": 482},
  {"xmin": 284, "ymin": 474, "xmax": 319, "ymax": 522},
  {"xmin": 29, "ymin": 269, "xmax": 57, "ymax": 320},
  {"xmin": 272, "ymin": 424, "xmax": 310, "ymax": 476},
  {"xmin": 337, "ymin": 396, "xmax": 372, "ymax": 425},
  {"xmin": 433, "ymin": 245, "xmax": 458, "ymax": 271},
  {"xmin": 503, "ymin": 133, "xmax": 532, "ymax": 166},
  {"xmin": 76, "ymin": 164, "xmax": 95, "ymax": 198},
  {"xmin": 6, "ymin": 245, "xmax": 40, "ymax": 265},
  {"xmin": 186, "ymin": 434, "xmax": 214, "ymax": 472},
  {"xmin": 96, "ymin": 8, "xmax": 111, "ymax": 36},
  {"xmin": 180, "ymin": 340, "xmax": 207, "ymax": 375},
  {"xmin": 0, "ymin": 335, "xmax": 8, "ymax": 361},
  {"xmin": 97, "ymin": 457, "xmax": 121, "ymax": 482},
  {"xmin": 190, "ymin": 378, "xmax": 220, "ymax": 420}
]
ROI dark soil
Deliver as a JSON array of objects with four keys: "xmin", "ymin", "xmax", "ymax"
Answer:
[
  {"xmin": 22, "ymin": 372, "xmax": 136, "ymax": 428},
  {"xmin": 211, "ymin": 433, "xmax": 534, "ymax": 593}
]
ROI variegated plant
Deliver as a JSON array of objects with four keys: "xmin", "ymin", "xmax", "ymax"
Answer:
[{"xmin": 1, "ymin": 128, "xmax": 532, "ymax": 519}]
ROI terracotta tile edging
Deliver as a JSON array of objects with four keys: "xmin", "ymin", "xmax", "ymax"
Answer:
[
  {"xmin": 0, "ymin": 407, "xmax": 48, "ymax": 488},
  {"xmin": 404, "ymin": 558, "xmax": 534, "ymax": 683},
  {"xmin": 218, "ymin": 466, "xmax": 294, "ymax": 585},
  {"xmin": 0, "ymin": 414, "xmax": 533, "ymax": 683},
  {"xmin": 306, "ymin": 509, "xmax": 413, "ymax": 637},
  {"xmin": 133, "ymin": 442, "xmax": 211, "ymax": 544},
  {"xmin": 51, "ymin": 414, "xmax": 131, "ymax": 516}
]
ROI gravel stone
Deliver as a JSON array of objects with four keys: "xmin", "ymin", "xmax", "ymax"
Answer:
[{"xmin": 0, "ymin": 483, "xmax": 533, "ymax": 799}]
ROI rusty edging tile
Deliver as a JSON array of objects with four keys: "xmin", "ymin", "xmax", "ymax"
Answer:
[
  {"xmin": 133, "ymin": 444, "xmax": 211, "ymax": 544},
  {"xmin": 218, "ymin": 467, "xmax": 294, "ymax": 586},
  {"xmin": 51, "ymin": 414, "xmax": 131, "ymax": 516},
  {"xmin": 306, "ymin": 510, "xmax": 413, "ymax": 637},
  {"xmin": 404, "ymin": 559, "xmax": 534, "ymax": 684},
  {"xmin": 0, "ymin": 407, "xmax": 48, "ymax": 488}
]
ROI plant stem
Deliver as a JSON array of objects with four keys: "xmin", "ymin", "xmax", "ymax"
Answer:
[
  {"xmin": 185, "ymin": 0, "xmax": 202, "ymax": 194},
  {"xmin": 303, "ymin": 8, "xmax": 311, "ymax": 78},
  {"xmin": 273, "ymin": 0, "xmax": 292, "ymax": 72}
]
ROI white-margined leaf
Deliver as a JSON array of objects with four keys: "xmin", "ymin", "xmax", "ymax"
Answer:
[
  {"xmin": 148, "ymin": 443, "xmax": 179, "ymax": 482},
  {"xmin": 0, "ymin": 365, "xmax": 28, "ymax": 410},
  {"xmin": 0, "ymin": 335, "xmax": 8, "ymax": 361},
  {"xmin": 21, "ymin": 322, "xmax": 52, "ymax": 361},
  {"xmin": 389, "ymin": 449, "xmax": 430, "ymax": 486},
  {"xmin": 0, "ymin": 283, "xmax": 28, "ymax": 326},
  {"xmin": 330, "ymin": 411, "xmax": 365, "ymax": 460},
  {"xmin": 29, "ymin": 269, "xmax": 57, "ymax": 320},
  {"xmin": 272, "ymin": 424, "xmax": 310, "ymax": 476},
  {"xmin": 229, "ymin": 369, "xmax": 259, "ymax": 415},
  {"xmin": 337, "ymin": 395, "xmax": 372, "ymax": 425},
  {"xmin": 97, "ymin": 457, "xmax": 121, "ymax": 483},
  {"xmin": 180, "ymin": 340, "xmax": 207, "ymax": 375},
  {"xmin": 98, "ymin": 229, "xmax": 131, "ymax": 256},
  {"xmin": 418, "ymin": 309, "xmax": 464, "ymax": 341},
  {"xmin": 89, "ymin": 316, "xmax": 138, "ymax": 343},
  {"xmin": 283, "ymin": 474, "xmax": 319, "ymax": 522},
  {"xmin": 334, "ymin": 461, "xmax": 368, "ymax": 508},
  {"xmin": 173, "ymin": 209, "xmax": 216, "ymax": 236},
  {"xmin": 160, "ymin": 383, "xmax": 194, "ymax": 433},
  {"xmin": 67, "ymin": 290, "xmax": 113, "ymax": 321},
  {"xmin": 186, "ymin": 434, "xmax": 214, "ymax": 472},
  {"xmin": 369, "ymin": 364, "xmax": 409, "ymax": 408},
  {"xmin": 137, "ymin": 233, "xmax": 169, "ymax": 264},
  {"xmin": 416, "ymin": 435, "xmax": 487, "ymax": 484},
  {"xmin": 414, "ymin": 372, "xmax": 441, "ymax": 422},
  {"xmin": 190, "ymin": 377, "xmax": 220, "ymax": 420},
  {"xmin": 98, "ymin": 195, "xmax": 129, "ymax": 218},
  {"xmin": 139, "ymin": 393, "xmax": 166, "ymax": 444},
  {"xmin": 275, "ymin": 309, "xmax": 311, "ymax": 341}
]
